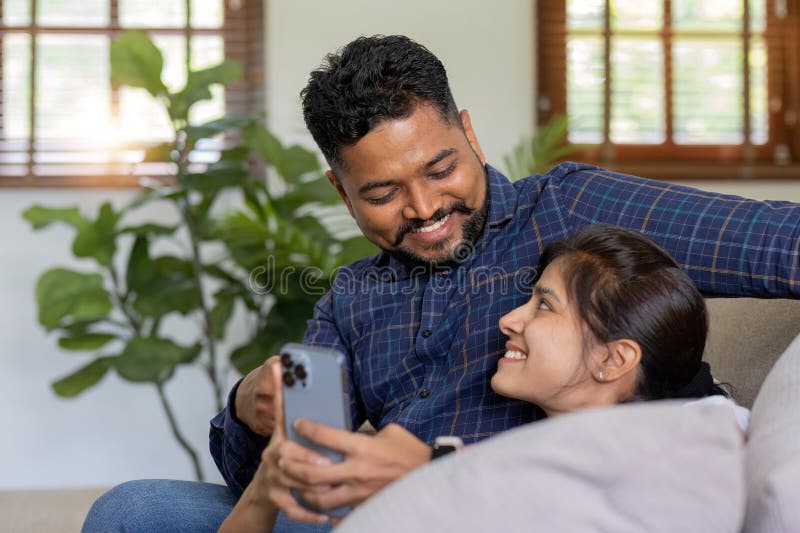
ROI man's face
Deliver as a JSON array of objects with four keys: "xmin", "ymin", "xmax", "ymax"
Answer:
[{"xmin": 327, "ymin": 104, "xmax": 488, "ymax": 267}]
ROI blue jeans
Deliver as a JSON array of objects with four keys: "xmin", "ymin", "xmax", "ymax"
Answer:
[{"xmin": 82, "ymin": 479, "xmax": 333, "ymax": 533}]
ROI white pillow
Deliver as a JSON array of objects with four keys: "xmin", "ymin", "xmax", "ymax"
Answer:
[
  {"xmin": 744, "ymin": 333, "xmax": 800, "ymax": 533},
  {"xmin": 337, "ymin": 401, "xmax": 745, "ymax": 533}
]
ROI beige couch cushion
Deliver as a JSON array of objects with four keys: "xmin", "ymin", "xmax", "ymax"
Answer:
[{"xmin": 704, "ymin": 298, "xmax": 800, "ymax": 408}]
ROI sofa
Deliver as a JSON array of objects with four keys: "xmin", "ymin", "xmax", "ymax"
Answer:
[{"xmin": 3, "ymin": 297, "xmax": 799, "ymax": 533}]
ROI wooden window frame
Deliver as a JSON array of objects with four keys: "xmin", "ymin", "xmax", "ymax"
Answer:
[
  {"xmin": 537, "ymin": 0, "xmax": 800, "ymax": 180},
  {"xmin": 0, "ymin": 0, "xmax": 264, "ymax": 188}
]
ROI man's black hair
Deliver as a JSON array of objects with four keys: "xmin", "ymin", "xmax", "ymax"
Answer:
[{"xmin": 301, "ymin": 35, "xmax": 459, "ymax": 169}]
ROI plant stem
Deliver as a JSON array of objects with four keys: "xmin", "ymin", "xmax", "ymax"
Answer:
[
  {"xmin": 156, "ymin": 382, "xmax": 204, "ymax": 481},
  {"xmin": 174, "ymin": 139, "xmax": 224, "ymax": 412},
  {"xmin": 108, "ymin": 265, "xmax": 141, "ymax": 334},
  {"xmin": 185, "ymin": 214, "xmax": 223, "ymax": 412}
]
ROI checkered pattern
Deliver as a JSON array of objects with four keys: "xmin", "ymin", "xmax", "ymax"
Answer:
[{"xmin": 211, "ymin": 162, "xmax": 800, "ymax": 495}]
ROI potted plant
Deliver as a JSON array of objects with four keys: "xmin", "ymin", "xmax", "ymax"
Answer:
[{"xmin": 23, "ymin": 31, "xmax": 375, "ymax": 480}]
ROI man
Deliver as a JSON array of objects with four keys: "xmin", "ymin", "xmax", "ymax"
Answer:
[{"xmin": 84, "ymin": 35, "xmax": 800, "ymax": 532}]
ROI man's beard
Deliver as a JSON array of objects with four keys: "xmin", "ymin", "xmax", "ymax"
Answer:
[{"xmin": 390, "ymin": 178, "xmax": 490, "ymax": 270}]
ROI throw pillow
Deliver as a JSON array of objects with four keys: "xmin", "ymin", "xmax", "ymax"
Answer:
[
  {"xmin": 744, "ymin": 332, "xmax": 800, "ymax": 533},
  {"xmin": 337, "ymin": 401, "xmax": 745, "ymax": 533}
]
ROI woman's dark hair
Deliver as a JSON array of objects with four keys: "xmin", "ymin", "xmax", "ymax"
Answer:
[
  {"xmin": 539, "ymin": 224, "xmax": 726, "ymax": 400},
  {"xmin": 301, "ymin": 35, "xmax": 459, "ymax": 169}
]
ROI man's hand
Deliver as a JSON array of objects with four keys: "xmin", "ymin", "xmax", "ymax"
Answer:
[
  {"xmin": 278, "ymin": 420, "xmax": 432, "ymax": 512},
  {"xmin": 260, "ymin": 361, "xmax": 331, "ymax": 525},
  {"xmin": 234, "ymin": 356, "xmax": 281, "ymax": 436}
]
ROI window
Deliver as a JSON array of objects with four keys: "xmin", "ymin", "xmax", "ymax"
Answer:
[
  {"xmin": 0, "ymin": 0, "xmax": 263, "ymax": 187},
  {"xmin": 538, "ymin": 0, "xmax": 800, "ymax": 179}
]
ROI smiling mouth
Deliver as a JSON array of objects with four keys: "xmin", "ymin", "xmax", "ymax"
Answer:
[
  {"xmin": 503, "ymin": 350, "xmax": 528, "ymax": 360},
  {"xmin": 412, "ymin": 213, "xmax": 451, "ymax": 234}
]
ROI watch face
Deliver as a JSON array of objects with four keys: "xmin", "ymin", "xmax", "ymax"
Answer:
[
  {"xmin": 431, "ymin": 436, "xmax": 464, "ymax": 460},
  {"xmin": 431, "ymin": 444, "xmax": 457, "ymax": 460}
]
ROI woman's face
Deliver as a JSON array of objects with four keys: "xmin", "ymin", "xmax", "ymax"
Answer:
[{"xmin": 491, "ymin": 259, "xmax": 601, "ymax": 415}]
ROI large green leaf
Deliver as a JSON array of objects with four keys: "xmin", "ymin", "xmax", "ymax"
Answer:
[
  {"xmin": 182, "ymin": 162, "xmax": 249, "ymax": 192},
  {"xmin": 169, "ymin": 60, "xmax": 242, "ymax": 121},
  {"xmin": 126, "ymin": 235, "xmax": 154, "ymax": 293},
  {"xmin": 110, "ymin": 31, "xmax": 167, "ymax": 97},
  {"xmin": 52, "ymin": 357, "xmax": 113, "ymax": 398},
  {"xmin": 243, "ymin": 123, "xmax": 321, "ymax": 183},
  {"xmin": 502, "ymin": 114, "xmax": 585, "ymax": 179},
  {"xmin": 72, "ymin": 202, "xmax": 120, "ymax": 266},
  {"xmin": 336, "ymin": 235, "xmax": 379, "ymax": 265},
  {"xmin": 117, "ymin": 223, "xmax": 178, "ymax": 237},
  {"xmin": 35, "ymin": 268, "xmax": 112, "ymax": 330},
  {"xmin": 185, "ymin": 116, "xmax": 254, "ymax": 141},
  {"xmin": 209, "ymin": 290, "xmax": 236, "ymax": 340},
  {"xmin": 241, "ymin": 182, "xmax": 265, "ymax": 221},
  {"xmin": 203, "ymin": 265, "xmax": 258, "ymax": 311},
  {"xmin": 22, "ymin": 205, "xmax": 87, "ymax": 230},
  {"xmin": 130, "ymin": 256, "xmax": 201, "ymax": 318},
  {"xmin": 280, "ymin": 178, "xmax": 340, "ymax": 208},
  {"xmin": 229, "ymin": 297, "xmax": 313, "ymax": 374},
  {"xmin": 142, "ymin": 142, "xmax": 175, "ymax": 163},
  {"xmin": 214, "ymin": 211, "xmax": 272, "ymax": 253},
  {"xmin": 278, "ymin": 145, "xmax": 321, "ymax": 184},
  {"xmin": 58, "ymin": 333, "xmax": 117, "ymax": 351},
  {"xmin": 242, "ymin": 123, "xmax": 283, "ymax": 167},
  {"xmin": 219, "ymin": 146, "xmax": 250, "ymax": 164},
  {"xmin": 114, "ymin": 336, "xmax": 202, "ymax": 383}
]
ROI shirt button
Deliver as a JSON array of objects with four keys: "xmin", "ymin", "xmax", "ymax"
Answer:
[
  {"xmin": 421, "ymin": 329, "xmax": 432, "ymax": 337},
  {"xmin": 418, "ymin": 388, "xmax": 431, "ymax": 398}
]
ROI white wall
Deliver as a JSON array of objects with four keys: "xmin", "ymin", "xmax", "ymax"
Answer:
[
  {"xmin": 265, "ymin": 0, "xmax": 535, "ymax": 168},
  {"xmin": 2, "ymin": 0, "xmax": 800, "ymax": 491},
  {"xmin": 0, "ymin": 189, "xmax": 240, "ymax": 489}
]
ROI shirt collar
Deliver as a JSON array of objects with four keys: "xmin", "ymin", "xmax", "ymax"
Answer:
[{"xmin": 484, "ymin": 163, "xmax": 516, "ymax": 229}]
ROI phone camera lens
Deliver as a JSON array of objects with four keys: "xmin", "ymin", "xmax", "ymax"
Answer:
[
  {"xmin": 282, "ymin": 371, "xmax": 295, "ymax": 387},
  {"xmin": 294, "ymin": 364, "xmax": 307, "ymax": 380},
  {"xmin": 280, "ymin": 353, "xmax": 292, "ymax": 368}
]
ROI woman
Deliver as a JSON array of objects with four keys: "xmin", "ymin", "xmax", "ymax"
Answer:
[{"xmin": 491, "ymin": 223, "xmax": 746, "ymax": 426}]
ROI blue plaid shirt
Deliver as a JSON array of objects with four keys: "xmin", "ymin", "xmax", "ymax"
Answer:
[{"xmin": 211, "ymin": 162, "xmax": 800, "ymax": 495}]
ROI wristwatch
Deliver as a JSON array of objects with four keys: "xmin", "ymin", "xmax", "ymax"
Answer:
[{"xmin": 430, "ymin": 435, "xmax": 465, "ymax": 460}]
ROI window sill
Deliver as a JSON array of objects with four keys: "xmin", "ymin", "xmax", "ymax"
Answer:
[
  {"xmin": 0, "ymin": 175, "xmax": 176, "ymax": 189},
  {"xmin": 597, "ymin": 162, "xmax": 800, "ymax": 182}
]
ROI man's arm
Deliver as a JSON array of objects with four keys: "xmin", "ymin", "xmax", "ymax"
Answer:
[
  {"xmin": 550, "ymin": 162, "xmax": 800, "ymax": 297},
  {"xmin": 209, "ymin": 290, "xmax": 360, "ymax": 496},
  {"xmin": 210, "ymin": 376, "xmax": 271, "ymax": 496}
]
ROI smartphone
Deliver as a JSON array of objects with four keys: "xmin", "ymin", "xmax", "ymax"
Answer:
[{"xmin": 279, "ymin": 342, "xmax": 353, "ymax": 519}]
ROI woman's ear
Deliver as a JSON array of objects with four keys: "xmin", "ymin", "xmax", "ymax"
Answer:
[{"xmin": 594, "ymin": 338, "xmax": 642, "ymax": 382}]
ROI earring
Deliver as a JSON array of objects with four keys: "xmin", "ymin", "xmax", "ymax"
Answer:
[{"xmin": 597, "ymin": 370, "xmax": 604, "ymax": 381}]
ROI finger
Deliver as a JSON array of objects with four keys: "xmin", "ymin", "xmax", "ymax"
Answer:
[
  {"xmin": 257, "ymin": 355, "xmax": 281, "ymax": 397},
  {"xmin": 293, "ymin": 418, "xmax": 360, "ymax": 454},
  {"xmin": 273, "ymin": 468, "xmax": 331, "ymax": 492},
  {"xmin": 280, "ymin": 458, "xmax": 355, "ymax": 486},
  {"xmin": 301, "ymin": 483, "xmax": 362, "ymax": 510},
  {"xmin": 277, "ymin": 440, "xmax": 333, "ymax": 468},
  {"xmin": 269, "ymin": 488, "xmax": 330, "ymax": 525},
  {"xmin": 270, "ymin": 359, "xmax": 286, "ymax": 439}
]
